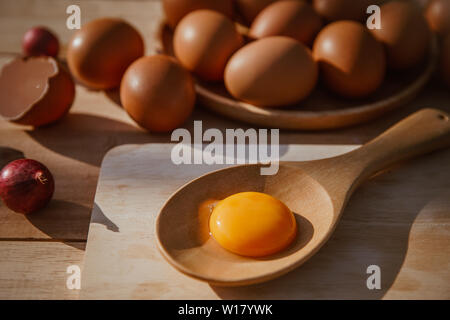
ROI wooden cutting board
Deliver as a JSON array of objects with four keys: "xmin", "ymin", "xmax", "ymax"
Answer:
[{"xmin": 80, "ymin": 143, "xmax": 450, "ymax": 299}]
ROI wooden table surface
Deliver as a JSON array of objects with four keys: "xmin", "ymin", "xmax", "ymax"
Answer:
[{"xmin": 0, "ymin": 0, "xmax": 449, "ymax": 300}]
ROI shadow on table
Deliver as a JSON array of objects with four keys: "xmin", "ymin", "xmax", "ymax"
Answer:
[
  {"xmin": 104, "ymin": 88, "xmax": 122, "ymax": 108},
  {"xmin": 210, "ymin": 148, "xmax": 450, "ymax": 299},
  {"xmin": 24, "ymin": 109, "xmax": 286, "ymax": 167},
  {"xmin": 22, "ymin": 106, "xmax": 374, "ymax": 170},
  {"xmin": 26, "ymin": 199, "xmax": 90, "ymax": 248},
  {"xmin": 0, "ymin": 147, "xmax": 24, "ymax": 168},
  {"xmin": 26, "ymin": 113, "xmax": 168, "ymax": 167},
  {"xmin": 24, "ymin": 201, "xmax": 120, "ymax": 249},
  {"xmin": 25, "ymin": 79, "xmax": 450, "ymax": 167},
  {"xmin": 103, "ymin": 78, "xmax": 450, "ymax": 145}
]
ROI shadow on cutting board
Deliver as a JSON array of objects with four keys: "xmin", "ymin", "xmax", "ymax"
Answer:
[
  {"xmin": 91, "ymin": 203, "xmax": 119, "ymax": 233},
  {"xmin": 211, "ymin": 148, "xmax": 450, "ymax": 299}
]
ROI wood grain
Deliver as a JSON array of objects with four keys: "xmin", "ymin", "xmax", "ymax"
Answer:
[
  {"xmin": 0, "ymin": 241, "xmax": 85, "ymax": 299},
  {"xmin": 82, "ymin": 143, "xmax": 450, "ymax": 299}
]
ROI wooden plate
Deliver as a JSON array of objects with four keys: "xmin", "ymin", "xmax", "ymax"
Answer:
[{"xmin": 158, "ymin": 25, "xmax": 439, "ymax": 130}]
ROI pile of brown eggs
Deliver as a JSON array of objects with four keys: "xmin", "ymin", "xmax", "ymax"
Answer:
[
  {"xmin": 167, "ymin": 0, "xmax": 444, "ymax": 108},
  {"xmin": 1, "ymin": 0, "xmax": 449, "ymax": 133},
  {"xmin": 64, "ymin": 0, "xmax": 450, "ymax": 133}
]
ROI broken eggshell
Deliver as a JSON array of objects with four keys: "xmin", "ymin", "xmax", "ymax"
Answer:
[{"xmin": 0, "ymin": 56, "xmax": 75, "ymax": 127}]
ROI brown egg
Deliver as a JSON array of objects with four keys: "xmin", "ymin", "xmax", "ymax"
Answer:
[
  {"xmin": 173, "ymin": 10, "xmax": 243, "ymax": 81},
  {"xmin": 249, "ymin": 0, "xmax": 322, "ymax": 46},
  {"xmin": 120, "ymin": 55, "xmax": 195, "ymax": 133},
  {"xmin": 313, "ymin": 0, "xmax": 376, "ymax": 22},
  {"xmin": 67, "ymin": 18, "xmax": 144, "ymax": 90},
  {"xmin": 313, "ymin": 21, "xmax": 386, "ymax": 98},
  {"xmin": 225, "ymin": 36, "xmax": 318, "ymax": 107},
  {"xmin": 441, "ymin": 34, "xmax": 450, "ymax": 87},
  {"xmin": 370, "ymin": 1, "xmax": 431, "ymax": 70},
  {"xmin": 163, "ymin": 0, "xmax": 234, "ymax": 28},
  {"xmin": 0, "ymin": 56, "xmax": 75, "ymax": 127},
  {"xmin": 425, "ymin": 0, "xmax": 450, "ymax": 36},
  {"xmin": 235, "ymin": 0, "xmax": 279, "ymax": 24}
]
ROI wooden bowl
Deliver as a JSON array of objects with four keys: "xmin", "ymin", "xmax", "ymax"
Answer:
[{"xmin": 158, "ymin": 24, "xmax": 438, "ymax": 130}]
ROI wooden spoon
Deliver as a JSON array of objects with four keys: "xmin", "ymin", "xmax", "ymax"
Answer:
[{"xmin": 156, "ymin": 108, "xmax": 450, "ymax": 286}]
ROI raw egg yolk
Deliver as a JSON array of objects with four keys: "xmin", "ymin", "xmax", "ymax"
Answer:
[{"xmin": 209, "ymin": 192, "xmax": 297, "ymax": 257}]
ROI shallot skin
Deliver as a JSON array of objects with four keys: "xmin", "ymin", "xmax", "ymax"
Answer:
[
  {"xmin": 0, "ymin": 159, "xmax": 55, "ymax": 214},
  {"xmin": 22, "ymin": 26, "xmax": 59, "ymax": 57}
]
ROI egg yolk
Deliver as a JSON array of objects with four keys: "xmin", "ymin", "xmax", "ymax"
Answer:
[{"xmin": 209, "ymin": 192, "xmax": 297, "ymax": 257}]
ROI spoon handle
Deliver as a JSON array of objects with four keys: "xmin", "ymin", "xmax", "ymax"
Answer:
[{"xmin": 343, "ymin": 108, "xmax": 450, "ymax": 180}]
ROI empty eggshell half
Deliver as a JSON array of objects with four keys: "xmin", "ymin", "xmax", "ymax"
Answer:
[
  {"xmin": 224, "ymin": 36, "xmax": 318, "ymax": 107},
  {"xmin": 0, "ymin": 56, "xmax": 75, "ymax": 127}
]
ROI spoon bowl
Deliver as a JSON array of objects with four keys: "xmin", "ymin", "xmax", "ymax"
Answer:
[
  {"xmin": 156, "ymin": 109, "xmax": 450, "ymax": 286},
  {"xmin": 157, "ymin": 164, "xmax": 334, "ymax": 285}
]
